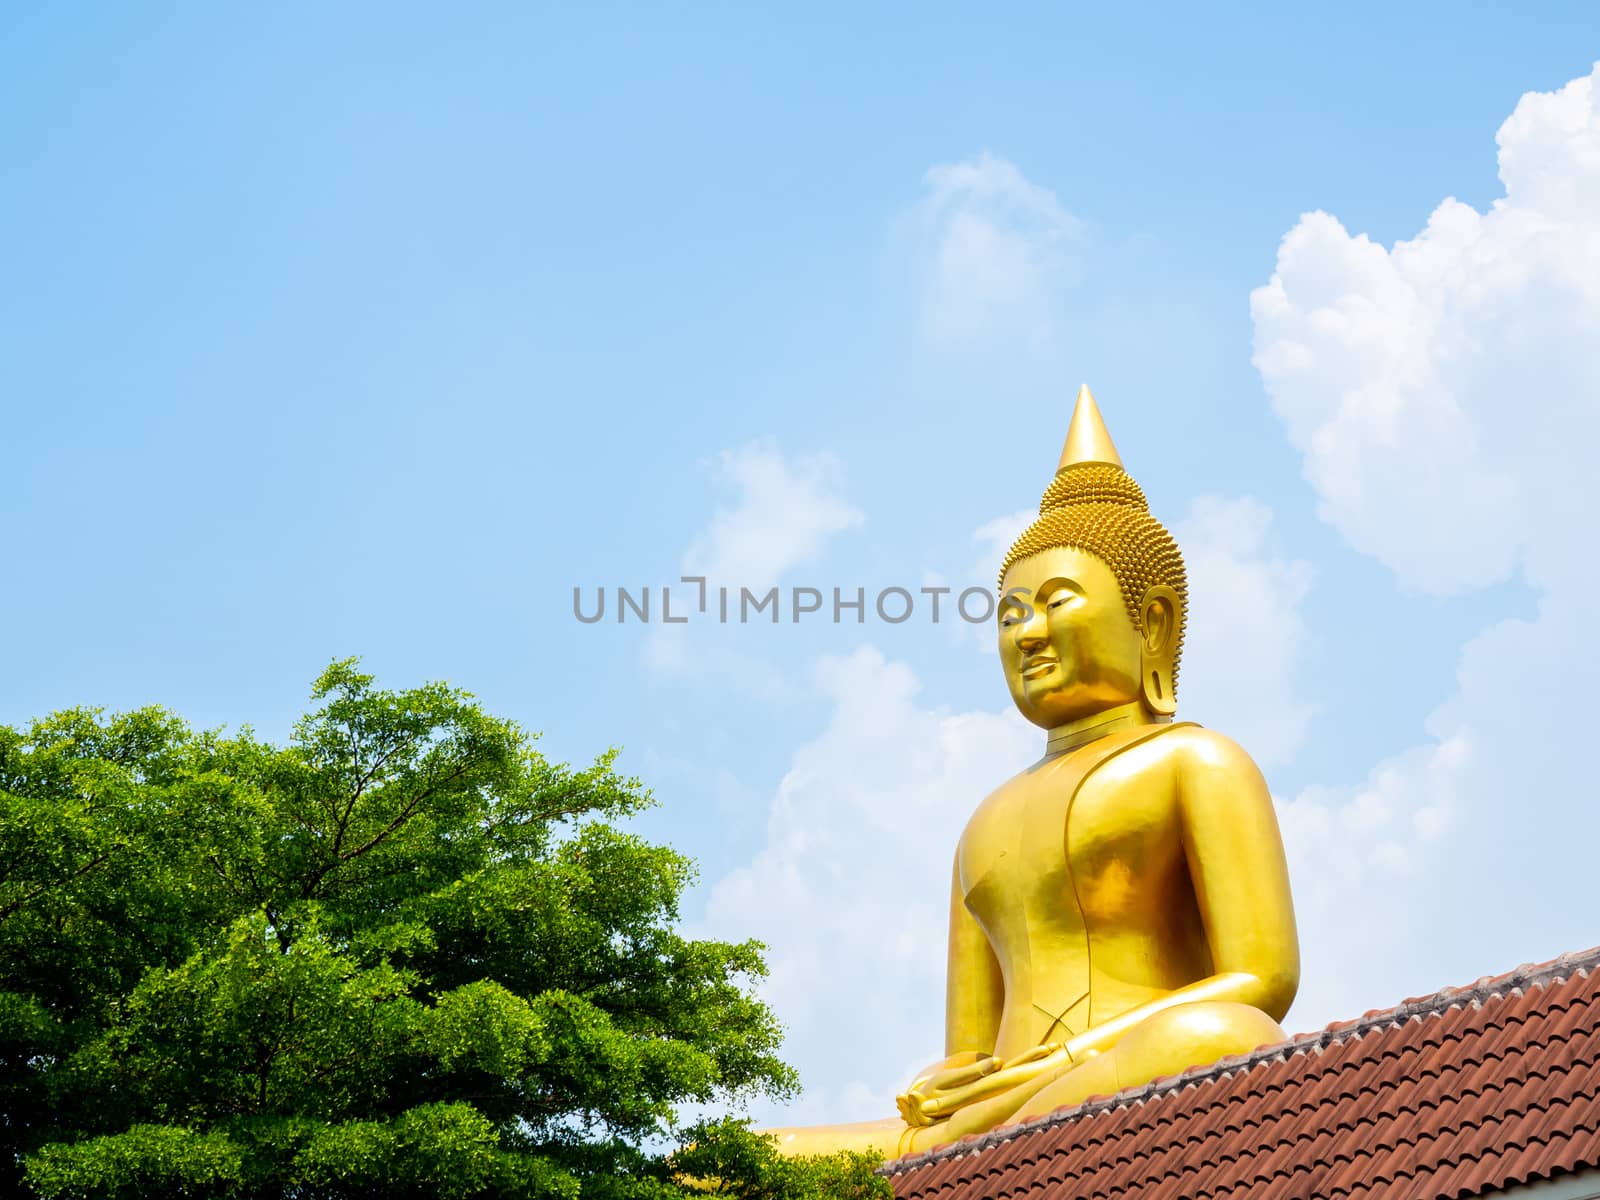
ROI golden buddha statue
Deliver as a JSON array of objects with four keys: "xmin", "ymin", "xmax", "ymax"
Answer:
[{"xmin": 769, "ymin": 385, "xmax": 1300, "ymax": 1159}]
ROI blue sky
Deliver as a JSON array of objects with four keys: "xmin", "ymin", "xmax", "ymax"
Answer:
[{"xmin": 5, "ymin": 4, "xmax": 1600, "ymax": 1129}]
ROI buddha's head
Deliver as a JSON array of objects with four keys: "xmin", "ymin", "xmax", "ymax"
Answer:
[{"xmin": 997, "ymin": 386, "xmax": 1187, "ymax": 731}]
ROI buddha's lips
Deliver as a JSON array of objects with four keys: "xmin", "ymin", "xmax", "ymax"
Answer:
[{"xmin": 1021, "ymin": 658, "xmax": 1058, "ymax": 679}]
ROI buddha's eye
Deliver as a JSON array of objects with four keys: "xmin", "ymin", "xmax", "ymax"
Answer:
[
  {"xmin": 999, "ymin": 612, "xmax": 1021, "ymax": 627},
  {"xmin": 1048, "ymin": 593, "xmax": 1071, "ymax": 610}
]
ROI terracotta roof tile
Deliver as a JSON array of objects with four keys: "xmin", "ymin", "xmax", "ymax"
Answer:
[{"xmin": 886, "ymin": 946, "xmax": 1600, "ymax": 1200}]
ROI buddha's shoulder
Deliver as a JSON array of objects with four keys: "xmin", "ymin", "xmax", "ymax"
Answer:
[
  {"xmin": 1142, "ymin": 723, "xmax": 1266, "ymax": 774},
  {"xmin": 961, "ymin": 756, "xmax": 1056, "ymax": 823}
]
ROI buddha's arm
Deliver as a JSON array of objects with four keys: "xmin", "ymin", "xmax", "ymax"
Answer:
[
  {"xmin": 903, "ymin": 854, "xmax": 1005, "ymax": 1093},
  {"xmin": 1173, "ymin": 729, "xmax": 1300, "ymax": 1017},
  {"xmin": 944, "ymin": 851, "xmax": 1005, "ymax": 1057}
]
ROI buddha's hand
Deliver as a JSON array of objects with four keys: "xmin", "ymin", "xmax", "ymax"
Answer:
[
  {"xmin": 896, "ymin": 1044, "xmax": 1064, "ymax": 1126},
  {"xmin": 897, "ymin": 1056, "xmax": 1000, "ymax": 1126}
]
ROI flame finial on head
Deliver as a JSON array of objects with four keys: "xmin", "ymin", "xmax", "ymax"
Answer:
[{"xmin": 1057, "ymin": 383, "xmax": 1124, "ymax": 471}]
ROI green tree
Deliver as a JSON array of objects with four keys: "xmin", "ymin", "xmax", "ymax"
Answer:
[{"xmin": 0, "ymin": 661, "xmax": 887, "ymax": 1199}]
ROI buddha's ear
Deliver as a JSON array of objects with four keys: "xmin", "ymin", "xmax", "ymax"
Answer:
[{"xmin": 1138, "ymin": 585, "xmax": 1181, "ymax": 716}]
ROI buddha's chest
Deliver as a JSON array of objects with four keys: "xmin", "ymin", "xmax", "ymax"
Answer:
[{"xmin": 958, "ymin": 735, "xmax": 1185, "ymax": 935}]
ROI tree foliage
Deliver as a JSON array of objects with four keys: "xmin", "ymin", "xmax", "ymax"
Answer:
[{"xmin": 0, "ymin": 660, "xmax": 886, "ymax": 1199}]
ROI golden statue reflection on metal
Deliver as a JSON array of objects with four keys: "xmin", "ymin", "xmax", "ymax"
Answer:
[{"xmin": 768, "ymin": 385, "xmax": 1300, "ymax": 1159}]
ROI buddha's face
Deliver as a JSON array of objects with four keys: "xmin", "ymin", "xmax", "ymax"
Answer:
[{"xmin": 998, "ymin": 546, "xmax": 1143, "ymax": 730}]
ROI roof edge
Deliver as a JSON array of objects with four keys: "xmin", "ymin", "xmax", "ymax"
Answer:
[{"xmin": 882, "ymin": 944, "xmax": 1600, "ymax": 1177}]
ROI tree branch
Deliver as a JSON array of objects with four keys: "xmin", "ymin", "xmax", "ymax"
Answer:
[{"xmin": 0, "ymin": 851, "xmax": 115, "ymax": 925}]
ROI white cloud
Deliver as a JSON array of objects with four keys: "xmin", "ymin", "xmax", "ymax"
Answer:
[
  {"xmin": 1273, "ymin": 730, "xmax": 1475, "ymax": 1028},
  {"xmin": 912, "ymin": 152, "xmax": 1082, "ymax": 350},
  {"xmin": 1251, "ymin": 64, "xmax": 1600, "ymax": 597},
  {"xmin": 645, "ymin": 440, "xmax": 863, "ymax": 681},
  {"xmin": 1175, "ymin": 495, "xmax": 1315, "ymax": 767},
  {"xmin": 1250, "ymin": 63, "xmax": 1600, "ymax": 1026},
  {"xmin": 969, "ymin": 509, "xmax": 1035, "ymax": 577},
  {"xmin": 681, "ymin": 440, "xmax": 863, "ymax": 592}
]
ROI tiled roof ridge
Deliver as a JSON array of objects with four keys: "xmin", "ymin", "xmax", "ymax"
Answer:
[
  {"xmin": 882, "ymin": 944, "xmax": 1600, "ymax": 1177},
  {"xmin": 1079, "ymin": 1066, "xmax": 1596, "ymax": 1199}
]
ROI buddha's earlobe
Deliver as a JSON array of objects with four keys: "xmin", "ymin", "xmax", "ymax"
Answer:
[{"xmin": 1138, "ymin": 586, "xmax": 1180, "ymax": 716}]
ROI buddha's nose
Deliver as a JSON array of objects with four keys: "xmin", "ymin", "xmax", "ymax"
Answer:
[{"xmin": 1015, "ymin": 615, "xmax": 1049, "ymax": 652}]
